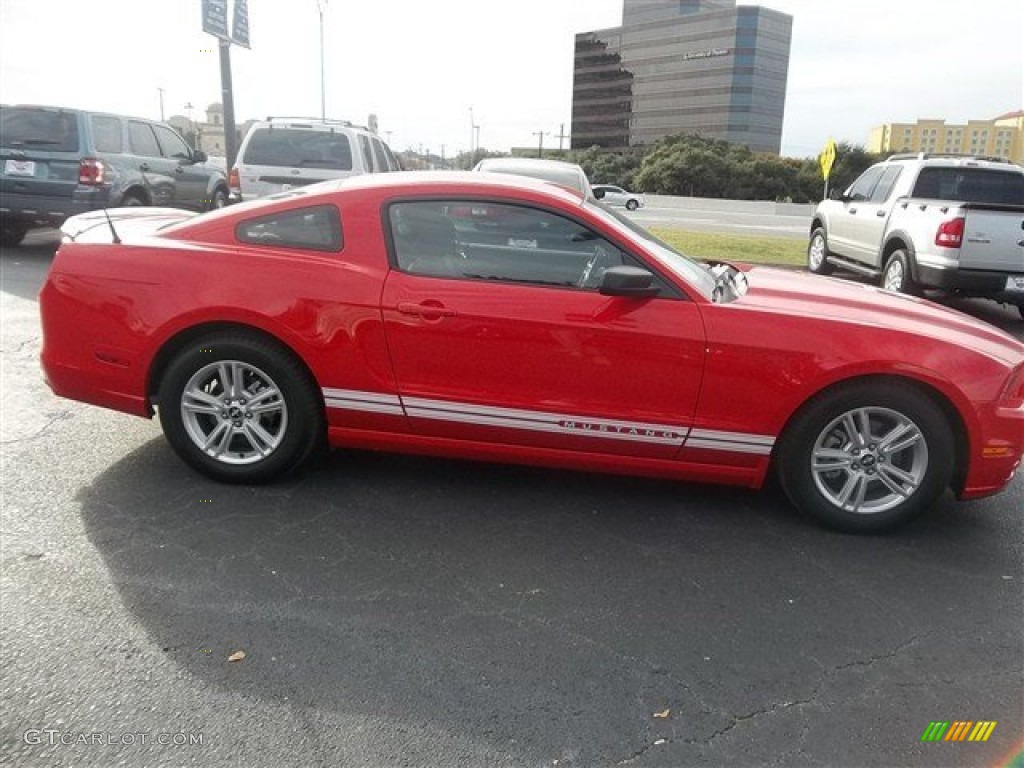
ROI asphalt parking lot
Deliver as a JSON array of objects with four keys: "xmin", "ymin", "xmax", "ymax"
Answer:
[{"xmin": 2, "ymin": 231, "xmax": 1022, "ymax": 767}]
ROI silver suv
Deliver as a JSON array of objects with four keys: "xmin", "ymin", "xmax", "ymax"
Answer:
[{"xmin": 229, "ymin": 117, "xmax": 400, "ymax": 202}]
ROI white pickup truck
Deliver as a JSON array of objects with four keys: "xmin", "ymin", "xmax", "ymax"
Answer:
[{"xmin": 808, "ymin": 154, "xmax": 1024, "ymax": 319}]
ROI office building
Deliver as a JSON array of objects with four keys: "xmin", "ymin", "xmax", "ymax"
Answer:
[{"xmin": 571, "ymin": 0, "xmax": 792, "ymax": 153}]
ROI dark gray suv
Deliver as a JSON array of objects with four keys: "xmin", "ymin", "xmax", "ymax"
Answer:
[{"xmin": 0, "ymin": 105, "xmax": 229, "ymax": 246}]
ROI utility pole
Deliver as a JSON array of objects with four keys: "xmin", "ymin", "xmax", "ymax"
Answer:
[
  {"xmin": 157, "ymin": 88, "xmax": 166, "ymax": 121},
  {"xmin": 317, "ymin": 0, "xmax": 328, "ymax": 120},
  {"xmin": 556, "ymin": 123, "xmax": 570, "ymax": 151},
  {"xmin": 440, "ymin": 144, "xmax": 446, "ymax": 169},
  {"xmin": 532, "ymin": 130, "xmax": 550, "ymax": 158},
  {"xmin": 468, "ymin": 106, "xmax": 478, "ymax": 162},
  {"xmin": 219, "ymin": 40, "xmax": 238, "ymax": 168}
]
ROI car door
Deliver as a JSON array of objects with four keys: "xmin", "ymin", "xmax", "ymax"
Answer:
[
  {"xmin": 152, "ymin": 123, "xmax": 208, "ymax": 209},
  {"xmin": 379, "ymin": 199, "xmax": 706, "ymax": 460},
  {"xmin": 847, "ymin": 165, "xmax": 903, "ymax": 266},
  {"xmin": 828, "ymin": 165, "xmax": 884, "ymax": 260},
  {"xmin": 127, "ymin": 120, "xmax": 175, "ymax": 205}
]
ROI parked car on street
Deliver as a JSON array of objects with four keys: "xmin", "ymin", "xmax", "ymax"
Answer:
[
  {"xmin": 808, "ymin": 153, "xmax": 1024, "ymax": 318},
  {"xmin": 473, "ymin": 157, "xmax": 593, "ymax": 198},
  {"xmin": 229, "ymin": 117, "xmax": 399, "ymax": 202},
  {"xmin": 40, "ymin": 172, "xmax": 1024, "ymax": 532},
  {"xmin": 0, "ymin": 104, "xmax": 228, "ymax": 246},
  {"xmin": 593, "ymin": 184, "xmax": 645, "ymax": 210}
]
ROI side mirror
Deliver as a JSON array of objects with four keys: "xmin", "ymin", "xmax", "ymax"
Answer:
[
  {"xmin": 828, "ymin": 188, "xmax": 846, "ymax": 201},
  {"xmin": 599, "ymin": 266, "xmax": 660, "ymax": 298},
  {"xmin": 593, "ymin": 188, "xmax": 606, "ymax": 199},
  {"xmin": 192, "ymin": 149, "xmax": 208, "ymax": 163}
]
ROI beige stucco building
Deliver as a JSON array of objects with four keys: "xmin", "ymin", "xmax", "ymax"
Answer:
[{"xmin": 868, "ymin": 111, "xmax": 1023, "ymax": 163}]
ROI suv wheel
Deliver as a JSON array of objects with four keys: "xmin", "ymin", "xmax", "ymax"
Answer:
[
  {"xmin": 1, "ymin": 222, "xmax": 28, "ymax": 247},
  {"xmin": 208, "ymin": 187, "xmax": 228, "ymax": 211},
  {"xmin": 882, "ymin": 250, "xmax": 917, "ymax": 294},
  {"xmin": 807, "ymin": 227, "xmax": 834, "ymax": 275},
  {"xmin": 625, "ymin": 199, "xmax": 639, "ymax": 211}
]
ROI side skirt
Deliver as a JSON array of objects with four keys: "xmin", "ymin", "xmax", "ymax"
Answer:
[{"xmin": 327, "ymin": 425, "xmax": 769, "ymax": 489}]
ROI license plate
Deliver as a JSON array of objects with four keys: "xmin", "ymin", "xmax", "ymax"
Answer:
[
  {"xmin": 4, "ymin": 159, "xmax": 36, "ymax": 176},
  {"xmin": 1006, "ymin": 276, "xmax": 1024, "ymax": 292}
]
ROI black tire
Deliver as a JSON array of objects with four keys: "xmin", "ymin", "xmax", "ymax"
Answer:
[
  {"xmin": 120, "ymin": 193, "xmax": 144, "ymax": 207},
  {"xmin": 776, "ymin": 380, "xmax": 955, "ymax": 533},
  {"xmin": 0, "ymin": 222, "xmax": 28, "ymax": 247},
  {"xmin": 807, "ymin": 227, "xmax": 834, "ymax": 275},
  {"xmin": 208, "ymin": 186, "xmax": 228, "ymax": 211},
  {"xmin": 158, "ymin": 333, "xmax": 324, "ymax": 483},
  {"xmin": 882, "ymin": 249, "xmax": 918, "ymax": 295},
  {"xmin": 625, "ymin": 199, "xmax": 639, "ymax": 211},
  {"xmin": 1017, "ymin": 304, "xmax": 1024, "ymax": 321}
]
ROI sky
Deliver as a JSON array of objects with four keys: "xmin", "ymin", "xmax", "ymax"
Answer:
[{"xmin": 1, "ymin": 0, "xmax": 1022, "ymax": 159}]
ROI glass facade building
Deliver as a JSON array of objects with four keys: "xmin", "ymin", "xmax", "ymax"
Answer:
[{"xmin": 572, "ymin": 0, "xmax": 792, "ymax": 153}]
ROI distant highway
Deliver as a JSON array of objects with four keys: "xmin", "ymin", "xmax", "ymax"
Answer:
[{"xmin": 630, "ymin": 194, "xmax": 814, "ymax": 239}]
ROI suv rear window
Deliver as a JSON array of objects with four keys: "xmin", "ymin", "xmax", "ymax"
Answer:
[
  {"xmin": 912, "ymin": 167, "xmax": 1024, "ymax": 205},
  {"xmin": 242, "ymin": 128, "xmax": 353, "ymax": 171},
  {"xmin": 0, "ymin": 107, "xmax": 79, "ymax": 151}
]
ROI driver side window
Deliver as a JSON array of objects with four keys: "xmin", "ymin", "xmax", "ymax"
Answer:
[{"xmin": 388, "ymin": 200, "xmax": 641, "ymax": 291}]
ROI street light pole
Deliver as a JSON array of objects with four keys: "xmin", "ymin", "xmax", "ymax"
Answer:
[
  {"xmin": 157, "ymin": 88, "xmax": 165, "ymax": 121},
  {"xmin": 317, "ymin": 0, "xmax": 327, "ymax": 120}
]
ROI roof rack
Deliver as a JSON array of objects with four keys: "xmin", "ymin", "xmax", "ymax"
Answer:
[
  {"xmin": 265, "ymin": 116, "xmax": 359, "ymax": 127},
  {"xmin": 886, "ymin": 151, "xmax": 1011, "ymax": 164}
]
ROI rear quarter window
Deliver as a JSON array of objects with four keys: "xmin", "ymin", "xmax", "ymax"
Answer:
[
  {"xmin": 91, "ymin": 115, "xmax": 123, "ymax": 153},
  {"xmin": 0, "ymin": 107, "xmax": 79, "ymax": 151},
  {"xmin": 236, "ymin": 204, "xmax": 343, "ymax": 252}
]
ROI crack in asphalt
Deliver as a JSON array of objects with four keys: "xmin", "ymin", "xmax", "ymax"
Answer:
[
  {"xmin": 686, "ymin": 635, "xmax": 925, "ymax": 748},
  {"xmin": 0, "ymin": 411, "xmax": 74, "ymax": 446}
]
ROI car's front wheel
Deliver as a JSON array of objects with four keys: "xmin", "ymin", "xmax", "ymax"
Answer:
[
  {"xmin": 807, "ymin": 227, "xmax": 834, "ymax": 275},
  {"xmin": 625, "ymin": 199, "xmax": 639, "ymax": 211},
  {"xmin": 158, "ymin": 333, "xmax": 324, "ymax": 483},
  {"xmin": 777, "ymin": 381, "xmax": 955, "ymax": 532}
]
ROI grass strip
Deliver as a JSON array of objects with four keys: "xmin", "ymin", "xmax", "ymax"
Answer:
[{"xmin": 651, "ymin": 227, "xmax": 807, "ymax": 267}]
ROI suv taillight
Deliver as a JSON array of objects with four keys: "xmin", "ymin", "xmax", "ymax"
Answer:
[
  {"xmin": 935, "ymin": 217, "xmax": 965, "ymax": 248},
  {"xmin": 78, "ymin": 157, "xmax": 107, "ymax": 185},
  {"xmin": 228, "ymin": 167, "xmax": 240, "ymax": 192}
]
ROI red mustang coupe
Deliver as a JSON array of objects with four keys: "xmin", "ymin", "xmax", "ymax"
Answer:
[{"xmin": 40, "ymin": 172, "xmax": 1024, "ymax": 531}]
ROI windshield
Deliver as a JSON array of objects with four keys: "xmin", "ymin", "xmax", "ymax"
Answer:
[
  {"xmin": 242, "ymin": 128, "xmax": 353, "ymax": 171},
  {"xmin": 585, "ymin": 200, "xmax": 717, "ymax": 298}
]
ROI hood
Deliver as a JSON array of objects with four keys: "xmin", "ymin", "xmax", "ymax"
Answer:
[
  {"xmin": 61, "ymin": 207, "xmax": 198, "ymax": 243},
  {"xmin": 738, "ymin": 266, "xmax": 1024, "ymax": 365}
]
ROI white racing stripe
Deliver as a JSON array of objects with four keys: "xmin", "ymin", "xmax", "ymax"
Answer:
[
  {"xmin": 323, "ymin": 387, "xmax": 404, "ymax": 416},
  {"xmin": 322, "ymin": 388, "xmax": 775, "ymax": 453}
]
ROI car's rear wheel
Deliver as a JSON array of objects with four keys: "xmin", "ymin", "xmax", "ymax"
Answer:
[
  {"xmin": 777, "ymin": 381, "xmax": 954, "ymax": 532},
  {"xmin": 158, "ymin": 333, "xmax": 324, "ymax": 483},
  {"xmin": 208, "ymin": 187, "xmax": 228, "ymax": 211},
  {"xmin": 807, "ymin": 227, "xmax": 834, "ymax": 275},
  {"xmin": 882, "ymin": 249, "xmax": 917, "ymax": 294},
  {"xmin": 0, "ymin": 222, "xmax": 28, "ymax": 247},
  {"xmin": 625, "ymin": 199, "xmax": 639, "ymax": 211},
  {"xmin": 120, "ymin": 192, "xmax": 144, "ymax": 207}
]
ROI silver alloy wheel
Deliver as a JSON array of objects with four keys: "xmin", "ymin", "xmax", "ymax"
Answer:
[
  {"xmin": 808, "ymin": 233, "xmax": 826, "ymax": 270},
  {"xmin": 810, "ymin": 406, "xmax": 929, "ymax": 515},
  {"xmin": 884, "ymin": 259, "xmax": 905, "ymax": 291},
  {"xmin": 180, "ymin": 360, "xmax": 288, "ymax": 465}
]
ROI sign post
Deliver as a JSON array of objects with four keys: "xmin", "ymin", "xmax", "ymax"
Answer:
[
  {"xmin": 819, "ymin": 138, "xmax": 837, "ymax": 200},
  {"xmin": 201, "ymin": 0, "xmax": 250, "ymax": 169}
]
